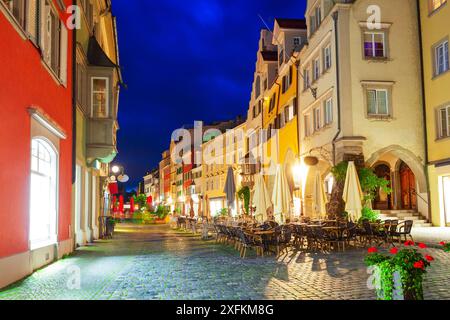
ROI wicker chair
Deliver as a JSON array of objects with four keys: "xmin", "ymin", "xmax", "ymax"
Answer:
[{"xmin": 392, "ymin": 220, "xmax": 414, "ymax": 244}]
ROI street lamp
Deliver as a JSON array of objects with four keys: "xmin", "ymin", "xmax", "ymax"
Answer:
[{"xmin": 111, "ymin": 165, "xmax": 120, "ymax": 174}]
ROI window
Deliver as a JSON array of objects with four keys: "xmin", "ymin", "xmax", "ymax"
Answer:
[
  {"xmin": 364, "ymin": 32, "xmax": 386, "ymax": 58},
  {"xmin": 324, "ymin": 98, "xmax": 333, "ymax": 125},
  {"xmin": 2, "ymin": 0, "xmax": 26, "ymax": 29},
  {"xmin": 269, "ymin": 93, "xmax": 276, "ymax": 112},
  {"xmin": 324, "ymin": 45, "xmax": 332, "ymax": 70},
  {"xmin": 309, "ymin": 6, "xmax": 321, "ymax": 35},
  {"xmin": 284, "ymin": 104, "xmax": 294, "ymax": 123},
  {"xmin": 435, "ymin": 40, "xmax": 449, "ymax": 76},
  {"xmin": 313, "ymin": 107, "xmax": 321, "ymax": 131},
  {"xmin": 255, "ymin": 76, "xmax": 261, "ymax": 98},
  {"xmin": 429, "ymin": 0, "xmax": 447, "ymax": 12},
  {"xmin": 304, "ymin": 114, "xmax": 312, "ymax": 137},
  {"xmin": 279, "ymin": 47, "xmax": 285, "ymax": 67},
  {"xmin": 42, "ymin": 1, "xmax": 61, "ymax": 74},
  {"xmin": 30, "ymin": 138, "xmax": 58, "ymax": 249},
  {"xmin": 303, "ymin": 69, "xmax": 310, "ymax": 90},
  {"xmin": 313, "ymin": 58, "xmax": 320, "ymax": 81},
  {"xmin": 91, "ymin": 77, "xmax": 109, "ymax": 118},
  {"xmin": 438, "ymin": 105, "xmax": 450, "ymax": 139},
  {"xmin": 443, "ymin": 175, "xmax": 450, "ymax": 225},
  {"xmin": 367, "ymin": 89, "xmax": 389, "ymax": 116},
  {"xmin": 282, "ymin": 67, "xmax": 292, "ymax": 93},
  {"xmin": 293, "ymin": 37, "xmax": 302, "ymax": 50}
]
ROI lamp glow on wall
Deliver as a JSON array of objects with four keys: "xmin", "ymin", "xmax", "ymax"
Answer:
[{"xmin": 293, "ymin": 158, "xmax": 309, "ymax": 198}]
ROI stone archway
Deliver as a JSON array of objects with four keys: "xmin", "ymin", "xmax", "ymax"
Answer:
[{"xmin": 366, "ymin": 145, "xmax": 428, "ymax": 217}]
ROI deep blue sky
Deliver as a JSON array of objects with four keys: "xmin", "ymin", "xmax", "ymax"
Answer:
[{"xmin": 113, "ymin": 0, "xmax": 307, "ymax": 189}]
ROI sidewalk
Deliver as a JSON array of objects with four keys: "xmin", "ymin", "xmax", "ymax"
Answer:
[{"xmin": 412, "ymin": 227, "xmax": 450, "ymax": 246}]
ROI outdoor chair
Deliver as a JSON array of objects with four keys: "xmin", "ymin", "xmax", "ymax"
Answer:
[
  {"xmin": 361, "ymin": 220, "xmax": 376, "ymax": 247},
  {"xmin": 236, "ymin": 229, "xmax": 264, "ymax": 258},
  {"xmin": 293, "ymin": 224, "xmax": 306, "ymax": 249},
  {"xmin": 277, "ymin": 225, "xmax": 294, "ymax": 256},
  {"xmin": 392, "ymin": 220, "xmax": 414, "ymax": 244}
]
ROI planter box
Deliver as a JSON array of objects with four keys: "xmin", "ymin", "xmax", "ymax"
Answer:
[{"xmin": 370, "ymin": 265, "xmax": 424, "ymax": 300}]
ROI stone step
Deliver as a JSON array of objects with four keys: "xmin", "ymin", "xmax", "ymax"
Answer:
[
  {"xmin": 413, "ymin": 223, "xmax": 432, "ymax": 228},
  {"xmin": 380, "ymin": 210, "xmax": 418, "ymax": 214}
]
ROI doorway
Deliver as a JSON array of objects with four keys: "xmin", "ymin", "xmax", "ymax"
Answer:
[
  {"xmin": 373, "ymin": 164, "xmax": 392, "ymax": 210},
  {"xmin": 399, "ymin": 162, "xmax": 417, "ymax": 210}
]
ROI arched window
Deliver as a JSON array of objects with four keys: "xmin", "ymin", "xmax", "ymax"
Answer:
[{"xmin": 30, "ymin": 138, "xmax": 58, "ymax": 249}]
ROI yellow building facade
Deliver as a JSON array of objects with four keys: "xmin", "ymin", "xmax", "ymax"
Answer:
[{"xmin": 419, "ymin": 0, "xmax": 450, "ymax": 227}]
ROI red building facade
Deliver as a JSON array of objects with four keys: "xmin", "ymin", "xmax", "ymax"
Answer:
[{"xmin": 0, "ymin": 0, "xmax": 74, "ymax": 288}]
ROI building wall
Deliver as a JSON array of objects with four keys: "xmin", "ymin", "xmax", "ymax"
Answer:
[
  {"xmin": 0, "ymin": 0, "xmax": 73, "ymax": 287},
  {"xmin": 419, "ymin": 0, "xmax": 450, "ymax": 226}
]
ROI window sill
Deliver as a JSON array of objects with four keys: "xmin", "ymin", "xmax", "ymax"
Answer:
[
  {"xmin": 435, "ymin": 136, "xmax": 450, "ymax": 142},
  {"xmin": 30, "ymin": 238, "xmax": 57, "ymax": 251},
  {"xmin": 432, "ymin": 68, "xmax": 450, "ymax": 80},
  {"xmin": 367, "ymin": 115, "xmax": 393, "ymax": 121},
  {"xmin": 428, "ymin": 2, "xmax": 447, "ymax": 17},
  {"xmin": 41, "ymin": 60, "xmax": 65, "ymax": 87},
  {"xmin": 364, "ymin": 57, "xmax": 390, "ymax": 63}
]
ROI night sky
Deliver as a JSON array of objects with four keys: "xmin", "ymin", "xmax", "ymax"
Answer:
[{"xmin": 113, "ymin": 0, "xmax": 307, "ymax": 189}]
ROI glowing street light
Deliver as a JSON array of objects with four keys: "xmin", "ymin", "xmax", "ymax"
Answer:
[{"xmin": 111, "ymin": 165, "xmax": 120, "ymax": 174}]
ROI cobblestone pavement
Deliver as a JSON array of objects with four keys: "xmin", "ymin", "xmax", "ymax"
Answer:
[{"xmin": 1, "ymin": 223, "xmax": 449, "ymax": 300}]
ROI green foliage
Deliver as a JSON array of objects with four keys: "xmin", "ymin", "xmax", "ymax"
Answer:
[
  {"xmin": 440, "ymin": 242, "xmax": 450, "ymax": 252},
  {"xmin": 154, "ymin": 205, "xmax": 169, "ymax": 219},
  {"xmin": 217, "ymin": 208, "xmax": 229, "ymax": 217},
  {"xmin": 361, "ymin": 206, "xmax": 379, "ymax": 222},
  {"xmin": 358, "ymin": 167, "xmax": 392, "ymax": 202},
  {"xmin": 331, "ymin": 161, "xmax": 348, "ymax": 183},
  {"xmin": 135, "ymin": 194, "xmax": 148, "ymax": 209},
  {"xmin": 237, "ymin": 186, "xmax": 251, "ymax": 215},
  {"xmin": 331, "ymin": 161, "xmax": 392, "ymax": 203},
  {"xmin": 365, "ymin": 246, "xmax": 431, "ymax": 300}
]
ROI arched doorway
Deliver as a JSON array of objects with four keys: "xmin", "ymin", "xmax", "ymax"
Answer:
[
  {"xmin": 373, "ymin": 164, "xmax": 392, "ymax": 210},
  {"xmin": 399, "ymin": 161, "xmax": 417, "ymax": 210}
]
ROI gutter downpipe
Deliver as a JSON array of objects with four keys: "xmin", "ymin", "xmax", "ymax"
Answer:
[
  {"xmin": 416, "ymin": 0, "xmax": 432, "ymax": 221},
  {"xmin": 331, "ymin": 11, "xmax": 341, "ymax": 166}
]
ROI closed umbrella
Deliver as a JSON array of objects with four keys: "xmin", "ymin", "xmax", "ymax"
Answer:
[
  {"xmin": 252, "ymin": 174, "xmax": 272, "ymax": 223},
  {"xmin": 313, "ymin": 170, "xmax": 328, "ymax": 218},
  {"xmin": 223, "ymin": 166, "xmax": 236, "ymax": 215},
  {"xmin": 272, "ymin": 164, "xmax": 292, "ymax": 225},
  {"xmin": 342, "ymin": 161, "xmax": 363, "ymax": 221}
]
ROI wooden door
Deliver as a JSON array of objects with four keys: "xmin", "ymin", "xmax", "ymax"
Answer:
[{"xmin": 400, "ymin": 163, "xmax": 417, "ymax": 210}]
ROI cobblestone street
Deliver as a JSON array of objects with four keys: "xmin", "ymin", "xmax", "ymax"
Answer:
[{"xmin": 1, "ymin": 224, "xmax": 449, "ymax": 300}]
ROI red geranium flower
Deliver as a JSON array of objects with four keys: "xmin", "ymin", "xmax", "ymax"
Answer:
[
  {"xmin": 425, "ymin": 255, "xmax": 434, "ymax": 262},
  {"xmin": 413, "ymin": 261, "xmax": 425, "ymax": 269},
  {"xmin": 440, "ymin": 242, "xmax": 446, "ymax": 246},
  {"xmin": 390, "ymin": 247, "xmax": 399, "ymax": 254},
  {"xmin": 368, "ymin": 247, "xmax": 378, "ymax": 253},
  {"xmin": 404, "ymin": 241, "xmax": 414, "ymax": 246},
  {"xmin": 418, "ymin": 243, "xmax": 427, "ymax": 249}
]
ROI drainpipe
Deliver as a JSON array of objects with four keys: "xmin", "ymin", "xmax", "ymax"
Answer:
[
  {"xmin": 331, "ymin": 11, "xmax": 341, "ymax": 166},
  {"xmin": 416, "ymin": 0, "xmax": 432, "ymax": 221}
]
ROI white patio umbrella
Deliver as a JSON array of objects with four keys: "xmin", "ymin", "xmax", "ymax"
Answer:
[
  {"xmin": 272, "ymin": 164, "xmax": 292, "ymax": 225},
  {"xmin": 252, "ymin": 174, "xmax": 272, "ymax": 223},
  {"xmin": 312, "ymin": 170, "xmax": 328, "ymax": 218},
  {"xmin": 342, "ymin": 161, "xmax": 364, "ymax": 221}
]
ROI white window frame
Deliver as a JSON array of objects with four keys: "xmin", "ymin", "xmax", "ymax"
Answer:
[
  {"xmin": 367, "ymin": 88, "xmax": 390, "ymax": 116},
  {"xmin": 324, "ymin": 98, "xmax": 333, "ymax": 125},
  {"xmin": 438, "ymin": 105, "xmax": 450, "ymax": 139},
  {"xmin": 29, "ymin": 137, "xmax": 59, "ymax": 250},
  {"xmin": 91, "ymin": 77, "xmax": 110, "ymax": 118},
  {"xmin": 304, "ymin": 114, "xmax": 311, "ymax": 137},
  {"xmin": 435, "ymin": 40, "xmax": 449, "ymax": 76},
  {"xmin": 313, "ymin": 107, "xmax": 321, "ymax": 131},
  {"xmin": 324, "ymin": 45, "xmax": 332, "ymax": 70},
  {"xmin": 303, "ymin": 69, "xmax": 310, "ymax": 90},
  {"xmin": 313, "ymin": 58, "xmax": 320, "ymax": 81},
  {"xmin": 364, "ymin": 31, "xmax": 387, "ymax": 58}
]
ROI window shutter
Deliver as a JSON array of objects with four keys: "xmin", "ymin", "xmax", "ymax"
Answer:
[
  {"xmin": 377, "ymin": 90, "xmax": 388, "ymax": 115},
  {"xmin": 59, "ymin": 22, "xmax": 68, "ymax": 85},
  {"xmin": 27, "ymin": 0, "xmax": 39, "ymax": 44},
  {"xmin": 293, "ymin": 98, "xmax": 298, "ymax": 116}
]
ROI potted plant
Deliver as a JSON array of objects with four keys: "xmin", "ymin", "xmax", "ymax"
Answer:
[
  {"xmin": 365, "ymin": 242, "xmax": 434, "ymax": 300},
  {"xmin": 440, "ymin": 241, "xmax": 450, "ymax": 252}
]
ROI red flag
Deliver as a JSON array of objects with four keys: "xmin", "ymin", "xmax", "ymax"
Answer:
[
  {"xmin": 112, "ymin": 196, "xmax": 117, "ymax": 212},
  {"xmin": 108, "ymin": 182, "xmax": 119, "ymax": 195},
  {"xmin": 119, "ymin": 195, "xmax": 124, "ymax": 213},
  {"xmin": 130, "ymin": 197, "xmax": 135, "ymax": 213}
]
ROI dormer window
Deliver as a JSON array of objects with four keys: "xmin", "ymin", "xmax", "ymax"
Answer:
[{"xmin": 91, "ymin": 77, "xmax": 109, "ymax": 118}]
